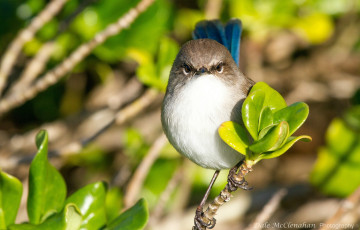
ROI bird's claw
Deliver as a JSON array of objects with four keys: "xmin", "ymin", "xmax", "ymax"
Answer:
[
  {"xmin": 193, "ymin": 208, "xmax": 216, "ymax": 230},
  {"xmin": 227, "ymin": 164, "xmax": 252, "ymax": 191}
]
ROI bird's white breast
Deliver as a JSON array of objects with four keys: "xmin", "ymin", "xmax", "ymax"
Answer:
[{"xmin": 162, "ymin": 75, "xmax": 243, "ymax": 170}]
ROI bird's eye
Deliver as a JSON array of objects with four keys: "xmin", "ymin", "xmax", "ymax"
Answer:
[
  {"xmin": 183, "ymin": 64, "xmax": 191, "ymax": 75},
  {"xmin": 216, "ymin": 62, "xmax": 223, "ymax": 73}
]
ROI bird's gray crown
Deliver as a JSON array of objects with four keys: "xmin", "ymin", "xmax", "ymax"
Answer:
[{"xmin": 176, "ymin": 39, "xmax": 236, "ymax": 71}]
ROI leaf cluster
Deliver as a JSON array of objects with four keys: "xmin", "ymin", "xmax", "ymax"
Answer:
[
  {"xmin": 219, "ymin": 82, "xmax": 311, "ymax": 166},
  {"xmin": 0, "ymin": 130, "xmax": 148, "ymax": 230}
]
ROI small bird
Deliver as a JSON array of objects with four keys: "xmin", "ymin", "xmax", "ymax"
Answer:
[{"xmin": 161, "ymin": 19, "xmax": 254, "ymax": 229}]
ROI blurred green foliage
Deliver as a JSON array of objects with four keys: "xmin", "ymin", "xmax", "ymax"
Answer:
[
  {"xmin": 227, "ymin": 0, "xmax": 358, "ymax": 43},
  {"xmin": 311, "ymin": 92, "xmax": 360, "ymax": 197},
  {"xmin": 2, "ymin": 0, "xmax": 359, "ymax": 124}
]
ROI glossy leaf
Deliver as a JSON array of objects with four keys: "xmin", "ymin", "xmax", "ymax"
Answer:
[
  {"xmin": 9, "ymin": 204, "xmax": 82, "ymax": 230},
  {"xmin": 250, "ymin": 82, "xmax": 287, "ymax": 112},
  {"xmin": 218, "ymin": 121, "xmax": 250, "ymax": 155},
  {"xmin": 0, "ymin": 171, "xmax": 23, "ymax": 228},
  {"xmin": 249, "ymin": 121, "xmax": 289, "ymax": 153},
  {"xmin": 106, "ymin": 198, "xmax": 148, "ymax": 230},
  {"xmin": 28, "ymin": 130, "xmax": 67, "ymax": 224},
  {"xmin": 260, "ymin": 135, "xmax": 312, "ymax": 160},
  {"xmin": 242, "ymin": 82, "xmax": 287, "ymax": 140},
  {"xmin": 273, "ymin": 102, "xmax": 309, "ymax": 136},
  {"xmin": 259, "ymin": 106, "xmax": 273, "ymax": 131},
  {"xmin": 65, "ymin": 182, "xmax": 107, "ymax": 230},
  {"xmin": 242, "ymin": 89, "xmax": 265, "ymax": 140}
]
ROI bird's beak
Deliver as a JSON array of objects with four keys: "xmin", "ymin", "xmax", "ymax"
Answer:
[{"xmin": 195, "ymin": 67, "xmax": 209, "ymax": 76}]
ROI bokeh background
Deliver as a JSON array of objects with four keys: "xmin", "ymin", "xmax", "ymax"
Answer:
[{"xmin": 0, "ymin": 0, "xmax": 360, "ymax": 229}]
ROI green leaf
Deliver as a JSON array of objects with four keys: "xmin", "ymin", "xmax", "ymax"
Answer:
[
  {"xmin": 9, "ymin": 204, "xmax": 82, "ymax": 230},
  {"xmin": 249, "ymin": 121, "xmax": 289, "ymax": 154},
  {"xmin": 218, "ymin": 121, "xmax": 250, "ymax": 156},
  {"xmin": 242, "ymin": 82, "xmax": 286, "ymax": 140},
  {"xmin": 250, "ymin": 82, "xmax": 287, "ymax": 112},
  {"xmin": 260, "ymin": 135, "xmax": 312, "ymax": 160},
  {"xmin": 273, "ymin": 102, "xmax": 309, "ymax": 136},
  {"xmin": 65, "ymin": 182, "xmax": 107, "ymax": 230},
  {"xmin": 259, "ymin": 106, "xmax": 273, "ymax": 131},
  {"xmin": 0, "ymin": 171, "xmax": 23, "ymax": 228},
  {"xmin": 106, "ymin": 198, "xmax": 148, "ymax": 230},
  {"xmin": 242, "ymin": 89, "xmax": 265, "ymax": 140},
  {"xmin": 28, "ymin": 130, "xmax": 67, "ymax": 224}
]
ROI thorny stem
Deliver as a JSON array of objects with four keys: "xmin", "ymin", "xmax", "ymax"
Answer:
[{"xmin": 193, "ymin": 161, "xmax": 253, "ymax": 230}]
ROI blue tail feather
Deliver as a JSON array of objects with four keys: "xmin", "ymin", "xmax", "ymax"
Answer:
[
  {"xmin": 225, "ymin": 19, "xmax": 242, "ymax": 66},
  {"xmin": 192, "ymin": 19, "xmax": 242, "ymax": 66},
  {"xmin": 193, "ymin": 20, "xmax": 228, "ymax": 48}
]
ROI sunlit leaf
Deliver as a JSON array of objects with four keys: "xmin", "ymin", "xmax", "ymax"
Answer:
[
  {"xmin": 273, "ymin": 102, "xmax": 309, "ymax": 136},
  {"xmin": 28, "ymin": 130, "xmax": 67, "ymax": 224},
  {"xmin": 242, "ymin": 82, "xmax": 286, "ymax": 140},
  {"xmin": 250, "ymin": 82, "xmax": 286, "ymax": 112},
  {"xmin": 249, "ymin": 121, "xmax": 289, "ymax": 154},
  {"xmin": 106, "ymin": 198, "xmax": 148, "ymax": 230},
  {"xmin": 0, "ymin": 171, "xmax": 23, "ymax": 228},
  {"xmin": 9, "ymin": 204, "xmax": 82, "ymax": 230},
  {"xmin": 259, "ymin": 106, "xmax": 273, "ymax": 132},
  {"xmin": 65, "ymin": 182, "xmax": 107, "ymax": 230},
  {"xmin": 260, "ymin": 135, "xmax": 312, "ymax": 160},
  {"xmin": 242, "ymin": 89, "xmax": 265, "ymax": 140},
  {"xmin": 218, "ymin": 121, "xmax": 250, "ymax": 156}
]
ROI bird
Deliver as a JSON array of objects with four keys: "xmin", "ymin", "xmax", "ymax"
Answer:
[{"xmin": 161, "ymin": 19, "xmax": 254, "ymax": 229}]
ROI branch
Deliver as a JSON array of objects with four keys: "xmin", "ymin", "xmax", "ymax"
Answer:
[
  {"xmin": 124, "ymin": 133, "xmax": 168, "ymax": 209},
  {"xmin": 194, "ymin": 162, "xmax": 253, "ymax": 230},
  {"xmin": 320, "ymin": 186, "xmax": 360, "ymax": 230},
  {"xmin": 59, "ymin": 89, "xmax": 159, "ymax": 155},
  {"xmin": 7, "ymin": 0, "xmax": 98, "ymax": 96},
  {"xmin": 0, "ymin": 0, "xmax": 69, "ymax": 96},
  {"xmin": 244, "ymin": 188, "xmax": 287, "ymax": 230},
  {"xmin": 0, "ymin": 0, "xmax": 155, "ymax": 115},
  {"xmin": 8, "ymin": 42, "xmax": 55, "ymax": 95},
  {"xmin": 150, "ymin": 163, "xmax": 184, "ymax": 224}
]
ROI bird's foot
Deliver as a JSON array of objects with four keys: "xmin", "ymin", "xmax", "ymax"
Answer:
[
  {"xmin": 227, "ymin": 162, "xmax": 252, "ymax": 192},
  {"xmin": 193, "ymin": 208, "xmax": 216, "ymax": 230}
]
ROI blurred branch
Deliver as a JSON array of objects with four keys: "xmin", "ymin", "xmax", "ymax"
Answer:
[
  {"xmin": 150, "ymin": 163, "xmax": 184, "ymax": 225},
  {"xmin": 320, "ymin": 186, "xmax": 360, "ymax": 230},
  {"xmin": 0, "ymin": 0, "xmax": 69, "ymax": 96},
  {"xmin": 124, "ymin": 133, "xmax": 168, "ymax": 209},
  {"xmin": 244, "ymin": 188, "xmax": 287, "ymax": 230},
  {"xmin": 59, "ymin": 89, "xmax": 160, "ymax": 155},
  {"xmin": 0, "ymin": 89, "xmax": 160, "ymax": 170},
  {"xmin": 205, "ymin": 0, "xmax": 223, "ymax": 19},
  {"xmin": 8, "ymin": 42, "xmax": 56, "ymax": 95},
  {"xmin": 8, "ymin": 0, "xmax": 99, "ymax": 96},
  {"xmin": 0, "ymin": 0, "xmax": 155, "ymax": 116}
]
